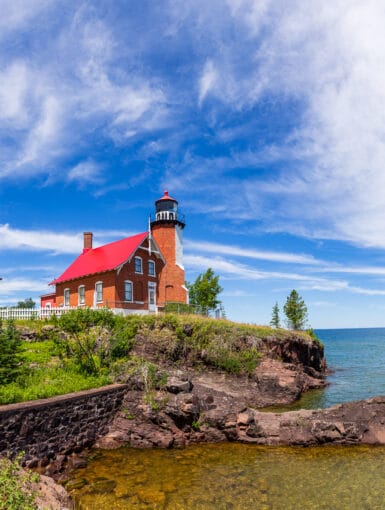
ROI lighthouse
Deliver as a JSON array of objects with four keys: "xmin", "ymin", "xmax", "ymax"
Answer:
[{"xmin": 150, "ymin": 191, "xmax": 188, "ymax": 306}]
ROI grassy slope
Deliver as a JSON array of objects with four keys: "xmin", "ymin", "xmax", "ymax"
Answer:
[{"xmin": 0, "ymin": 314, "xmax": 315, "ymax": 405}]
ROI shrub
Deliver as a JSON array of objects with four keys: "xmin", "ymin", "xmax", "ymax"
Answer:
[
  {"xmin": 0, "ymin": 319, "xmax": 23, "ymax": 385},
  {"xmin": 0, "ymin": 454, "xmax": 39, "ymax": 510},
  {"xmin": 58, "ymin": 308, "xmax": 116, "ymax": 334}
]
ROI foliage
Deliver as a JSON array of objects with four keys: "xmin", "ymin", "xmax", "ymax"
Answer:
[
  {"xmin": 0, "ymin": 365, "xmax": 111, "ymax": 405},
  {"xmin": 270, "ymin": 302, "xmax": 281, "ymax": 328},
  {"xmin": 163, "ymin": 302, "xmax": 199, "ymax": 314},
  {"xmin": 55, "ymin": 310, "xmax": 132, "ymax": 375},
  {"xmin": 15, "ymin": 298, "xmax": 36, "ymax": 309},
  {"xmin": 137, "ymin": 315, "xmax": 266, "ymax": 375},
  {"xmin": 0, "ymin": 319, "xmax": 23, "ymax": 385},
  {"xmin": 0, "ymin": 454, "xmax": 39, "ymax": 510},
  {"xmin": 186, "ymin": 268, "xmax": 223, "ymax": 315},
  {"xmin": 283, "ymin": 290, "xmax": 308, "ymax": 330},
  {"xmin": 58, "ymin": 308, "xmax": 116, "ymax": 334}
]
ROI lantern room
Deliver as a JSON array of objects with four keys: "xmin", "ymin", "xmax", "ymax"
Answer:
[{"xmin": 152, "ymin": 190, "xmax": 185, "ymax": 228}]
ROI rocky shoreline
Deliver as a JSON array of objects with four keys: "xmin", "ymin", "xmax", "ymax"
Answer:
[{"xmin": 14, "ymin": 322, "xmax": 385, "ymax": 507}]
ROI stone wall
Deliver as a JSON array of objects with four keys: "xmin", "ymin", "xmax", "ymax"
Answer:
[{"xmin": 0, "ymin": 384, "xmax": 127, "ymax": 467}]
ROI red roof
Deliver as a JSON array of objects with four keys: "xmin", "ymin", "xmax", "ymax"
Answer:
[
  {"xmin": 51, "ymin": 232, "xmax": 148, "ymax": 285},
  {"xmin": 156, "ymin": 190, "xmax": 177, "ymax": 203}
]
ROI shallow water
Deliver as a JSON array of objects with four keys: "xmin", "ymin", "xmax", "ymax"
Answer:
[
  {"xmin": 70, "ymin": 443, "xmax": 385, "ymax": 509},
  {"xmin": 70, "ymin": 328, "xmax": 385, "ymax": 508}
]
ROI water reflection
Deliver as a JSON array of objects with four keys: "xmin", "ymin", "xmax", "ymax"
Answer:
[{"xmin": 70, "ymin": 443, "xmax": 385, "ymax": 509}]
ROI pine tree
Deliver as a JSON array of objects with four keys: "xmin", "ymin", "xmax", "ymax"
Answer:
[
  {"xmin": 283, "ymin": 290, "xmax": 308, "ymax": 330},
  {"xmin": 0, "ymin": 319, "xmax": 22, "ymax": 384},
  {"xmin": 270, "ymin": 302, "xmax": 281, "ymax": 328}
]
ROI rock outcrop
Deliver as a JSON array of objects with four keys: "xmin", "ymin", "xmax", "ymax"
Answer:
[
  {"xmin": 96, "ymin": 359, "xmax": 327, "ymax": 449},
  {"xmin": 98, "ymin": 374, "xmax": 385, "ymax": 448}
]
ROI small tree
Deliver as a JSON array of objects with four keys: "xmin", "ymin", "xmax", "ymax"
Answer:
[
  {"xmin": 270, "ymin": 302, "xmax": 281, "ymax": 328},
  {"xmin": 187, "ymin": 268, "xmax": 223, "ymax": 316},
  {"xmin": 283, "ymin": 289, "xmax": 308, "ymax": 330},
  {"xmin": 0, "ymin": 319, "xmax": 23, "ymax": 384},
  {"xmin": 16, "ymin": 298, "xmax": 36, "ymax": 309}
]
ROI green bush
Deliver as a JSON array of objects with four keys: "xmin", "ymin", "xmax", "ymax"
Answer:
[
  {"xmin": 58, "ymin": 308, "xmax": 116, "ymax": 334},
  {"xmin": 0, "ymin": 454, "xmax": 39, "ymax": 510},
  {"xmin": 0, "ymin": 319, "xmax": 23, "ymax": 385}
]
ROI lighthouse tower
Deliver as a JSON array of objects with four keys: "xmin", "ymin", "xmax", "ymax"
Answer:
[{"xmin": 150, "ymin": 191, "xmax": 187, "ymax": 306}]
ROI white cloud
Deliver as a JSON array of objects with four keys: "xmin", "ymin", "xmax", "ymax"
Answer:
[
  {"xmin": 168, "ymin": 1, "xmax": 385, "ymax": 249},
  {"xmin": 0, "ymin": 277, "xmax": 49, "ymax": 294},
  {"xmin": 0, "ymin": 225, "xmax": 136, "ymax": 254},
  {"xmin": 0, "ymin": 224, "xmax": 83, "ymax": 254},
  {"xmin": 186, "ymin": 239, "xmax": 319, "ymax": 264},
  {"xmin": 68, "ymin": 160, "xmax": 104, "ymax": 185},
  {"xmin": 199, "ymin": 60, "xmax": 218, "ymax": 105},
  {"xmin": 0, "ymin": 0, "xmax": 53, "ymax": 33},
  {"xmin": 0, "ymin": 61, "xmax": 28, "ymax": 124}
]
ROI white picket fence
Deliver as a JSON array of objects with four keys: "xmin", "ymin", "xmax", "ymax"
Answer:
[{"xmin": 0, "ymin": 307, "xmax": 78, "ymax": 321}]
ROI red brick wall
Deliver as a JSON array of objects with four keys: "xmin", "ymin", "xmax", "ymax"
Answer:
[
  {"xmin": 55, "ymin": 239, "xmax": 165, "ymax": 310},
  {"xmin": 151, "ymin": 224, "xmax": 187, "ymax": 305}
]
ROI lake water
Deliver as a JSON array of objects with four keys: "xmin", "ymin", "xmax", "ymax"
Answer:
[
  {"xmin": 70, "ymin": 328, "xmax": 385, "ymax": 509},
  {"xmin": 293, "ymin": 327, "xmax": 385, "ymax": 409}
]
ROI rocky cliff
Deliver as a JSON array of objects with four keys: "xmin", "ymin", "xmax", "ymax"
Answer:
[{"xmin": 97, "ymin": 326, "xmax": 327, "ymax": 449}]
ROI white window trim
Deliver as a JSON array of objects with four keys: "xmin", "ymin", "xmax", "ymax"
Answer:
[
  {"xmin": 78, "ymin": 285, "xmax": 85, "ymax": 306},
  {"xmin": 64, "ymin": 288, "xmax": 70, "ymax": 307},
  {"xmin": 124, "ymin": 280, "xmax": 133, "ymax": 302},
  {"xmin": 134, "ymin": 256, "xmax": 143, "ymax": 274},
  {"xmin": 148, "ymin": 260, "xmax": 156, "ymax": 277},
  {"xmin": 95, "ymin": 281, "xmax": 103, "ymax": 303}
]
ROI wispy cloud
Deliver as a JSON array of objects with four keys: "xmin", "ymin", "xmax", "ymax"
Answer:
[
  {"xmin": 185, "ymin": 239, "xmax": 319, "ymax": 265},
  {"xmin": 0, "ymin": 224, "xmax": 83, "ymax": 254},
  {"xmin": 0, "ymin": 225, "xmax": 137, "ymax": 254},
  {"xmin": 67, "ymin": 160, "xmax": 104, "ymax": 185}
]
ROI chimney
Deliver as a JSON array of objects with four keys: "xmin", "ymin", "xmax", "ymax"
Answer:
[{"xmin": 83, "ymin": 232, "xmax": 93, "ymax": 252}]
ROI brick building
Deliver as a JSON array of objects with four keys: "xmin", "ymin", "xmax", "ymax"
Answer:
[{"xmin": 40, "ymin": 192, "xmax": 188, "ymax": 314}]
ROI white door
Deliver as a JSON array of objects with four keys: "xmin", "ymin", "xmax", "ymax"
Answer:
[{"xmin": 148, "ymin": 282, "xmax": 156, "ymax": 312}]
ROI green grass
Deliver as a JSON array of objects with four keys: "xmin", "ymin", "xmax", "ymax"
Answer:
[
  {"xmin": 0, "ymin": 337, "xmax": 111, "ymax": 405},
  {"xmin": 0, "ymin": 313, "xmax": 317, "ymax": 405},
  {"xmin": 21, "ymin": 340, "xmax": 57, "ymax": 365},
  {"xmin": 0, "ymin": 366, "xmax": 111, "ymax": 405}
]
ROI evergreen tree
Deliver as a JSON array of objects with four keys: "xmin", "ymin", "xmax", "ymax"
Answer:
[
  {"xmin": 187, "ymin": 268, "xmax": 223, "ymax": 316},
  {"xmin": 0, "ymin": 319, "xmax": 22, "ymax": 384},
  {"xmin": 283, "ymin": 290, "xmax": 308, "ymax": 330},
  {"xmin": 270, "ymin": 302, "xmax": 281, "ymax": 328}
]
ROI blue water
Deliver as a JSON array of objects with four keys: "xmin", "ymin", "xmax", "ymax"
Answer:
[{"xmin": 305, "ymin": 327, "xmax": 385, "ymax": 409}]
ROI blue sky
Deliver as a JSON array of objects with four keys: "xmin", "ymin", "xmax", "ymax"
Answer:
[{"xmin": 2, "ymin": 0, "xmax": 385, "ymax": 328}]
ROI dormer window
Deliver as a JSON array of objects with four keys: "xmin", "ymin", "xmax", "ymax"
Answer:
[
  {"xmin": 134, "ymin": 256, "xmax": 143, "ymax": 274},
  {"xmin": 148, "ymin": 260, "xmax": 155, "ymax": 276}
]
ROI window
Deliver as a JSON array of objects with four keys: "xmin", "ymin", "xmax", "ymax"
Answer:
[
  {"xmin": 148, "ymin": 260, "xmax": 155, "ymax": 276},
  {"xmin": 95, "ymin": 282, "xmax": 103, "ymax": 303},
  {"xmin": 64, "ymin": 288, "xmax": 70, "ymax": 306},
  {"xmin": 78, "ymin": 285, "xmax": 85, "ymax": 305},
  {"xmin": 134, "ymin": 256, "xmax": 142, "ymax": 274},
  {"xmin": 124, "ymin": 281, "xmax": 133, "ymax": 302}
]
